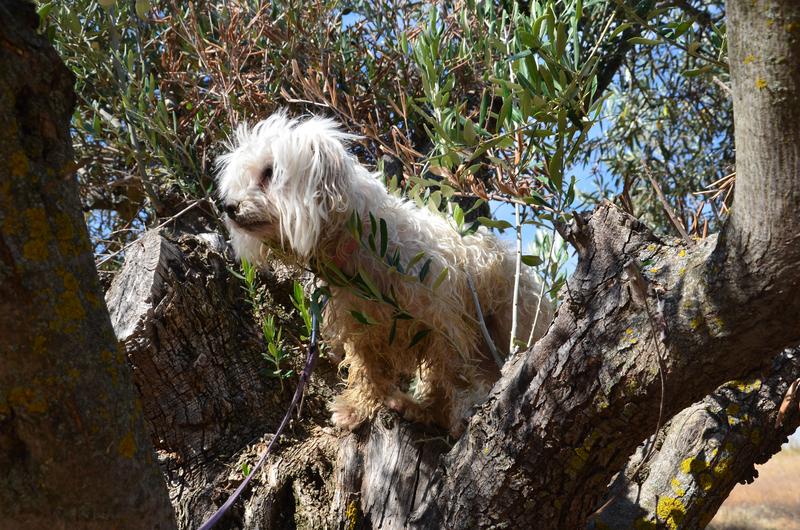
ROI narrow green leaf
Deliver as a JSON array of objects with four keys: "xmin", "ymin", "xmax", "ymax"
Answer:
[
  {"xmin": 508, "ymin": 49, "xmax": 533, "ymax": 61},
  {"xmin": 379, "ymin": 218, "xmax": 388, "ymax": 257},
  {"xmin": 388, "ymin": 318, "xmax": 397, "ymax": 345},
  {"xmin": 369, "ymin": 212, "xmax": 377, "ymax": 239},
  {"xmin": 548, "ymin": 144, "xmax": 563, "ymax": 191},
  {"xmin": 672, "ymin": 20, "xmax": 693, "ymax": 38},
  {"xmin": 628, "ymin": 37, "xmax": 662, "ymax": 46},
  {"xmin": 418, "ymin": 258, "xmax": 433, "ymax": 282},
  {"xmin": 358, "ymin": 267, "xmax": 383, "ymax": 301},
  {"xmin": 408, "ymin": 328, "xmax": 432, "ymax": 348},
  {"xmin": 432, "ymin": 267, "xmax": 449, "ymax": 290},
  {"xmin": 478, "ymin": 217, "xmax": 513, "ymax": 230},
  {"xmin": 521, "ymin": 255, "xmax": 543, "ymax": 267},
  {"xmin": 453, "ymin": 204, "xmax": 464, "ymax": 227},
  {"xmin": 407, "ymin": 251, "xmax": 426, "ymax": 270},
  {"xmin": 555, "ymin": 23, "xmax": 567, "ymax": 57},
  {"xmin": 683, "ymin": 64, "xmax": 713, "ymax": 77},
  {"xmin": 350, "ymin": 310, "xmax": 376, "ymax": 325},
  {"xmin": 463, "ymin": 118, "xmax": 477, "ymax": 145}
]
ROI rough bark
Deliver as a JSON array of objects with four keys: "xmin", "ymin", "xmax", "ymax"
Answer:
[
  {"xmin": 105, "ymin": 229, "xmax": 344, "ymax": 529},
  {"xmin": 592, "ymin": 347, "xmax": 800, "ymax": 529},
  {"xmin": 0, "ymin": 2, "xmax": 176, "ymax": 528}
]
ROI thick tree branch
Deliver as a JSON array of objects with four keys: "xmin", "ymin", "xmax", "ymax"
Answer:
[{"xmin": 592, "ymin": 347, "xmax": 800, "ymax": 528}]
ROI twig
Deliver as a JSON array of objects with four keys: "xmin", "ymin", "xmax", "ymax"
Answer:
[
  {"xmin": 94, "ymin": 200, "xmax": 204, "ymax": 267},
  {"xmin": 642, "ymin": 163, "xmax": 693, "ymax": 246},
  {"xmin": 509, "ymin": 202, "xmax": 522, "ymax": 354},
  {"xmin": 712, "ymin": 75, "xmax": 733, "ymax": 97},
  {"xmin": 527, "ymin": 223, "xmax": 559, "ymax": 349},
  {"xmin": 466, "ymin": 272, "xmax": 503, "ymax": 369}
]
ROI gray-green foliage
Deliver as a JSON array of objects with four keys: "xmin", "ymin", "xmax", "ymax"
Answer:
[
  {"xmin": 231, "ymin": 258, "xmax": 293, "ymax": 383},
  {"xmin": 42, "ymin": 0, "xmax": 732, "ymax": 288},
  {"xmin": 579, "ymin": 1, "xmax": 731, "ymax": 234}
]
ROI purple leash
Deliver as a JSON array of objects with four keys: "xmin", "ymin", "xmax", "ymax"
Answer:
[{"xmin": 198, "ymin": 305, "xmax": 322, "ymax": 530}]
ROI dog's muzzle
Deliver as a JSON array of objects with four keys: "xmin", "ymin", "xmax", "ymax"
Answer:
[{"xmin": 224, "ymin": 202, "xmax": 239, "ymax": 221}]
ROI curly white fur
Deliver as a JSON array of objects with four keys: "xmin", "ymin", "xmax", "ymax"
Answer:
[{"xmin": 216, "ymin": 112, "xmax": 553, "ymax": 435}]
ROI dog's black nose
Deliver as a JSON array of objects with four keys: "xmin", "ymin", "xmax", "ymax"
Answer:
[{"xmin": 224, "ymin": 203, "xmax": 238, "ymax": 220}]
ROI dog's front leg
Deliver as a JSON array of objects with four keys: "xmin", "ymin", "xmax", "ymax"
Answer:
[{"xmin": 330, "ymin": 346, "xmax": 395, "ymax": 432}]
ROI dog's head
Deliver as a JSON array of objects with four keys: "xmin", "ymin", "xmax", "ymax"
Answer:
[{"xmin": 216, "ymin": 112, "xmax": 358, "ymax": 263}]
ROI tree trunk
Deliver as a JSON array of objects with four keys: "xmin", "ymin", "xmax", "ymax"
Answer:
[
  {"xmin": 0, "ymin": 2, "xmax": 176, "ymax": 528},
  {"xmin": 105, "ymin": 229, "xmax": 346, "ymax": 529}
]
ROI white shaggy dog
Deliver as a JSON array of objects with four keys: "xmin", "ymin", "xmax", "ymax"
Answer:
[{"xmin": 216, "ymin": 112, "xmax": 552, "ymax": 436}]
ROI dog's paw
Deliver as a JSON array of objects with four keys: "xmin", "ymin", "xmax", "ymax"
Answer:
[
  {"xmin": 384, "ymin": 391, "xmax": 432, "ymax": 425},
  {"xmin": 330, "ymin": 399, "xmax": 365, "ymax": 432},
  {"xmin": 384, "ymin": 394, "xmax": 410, "ymax": 415}
]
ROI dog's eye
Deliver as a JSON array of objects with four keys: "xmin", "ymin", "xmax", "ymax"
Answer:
[{"xmin": 260, "ymin": 166, "xmax": 273, "ymax": 184}]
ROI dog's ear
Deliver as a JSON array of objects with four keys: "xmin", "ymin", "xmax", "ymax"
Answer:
[
  {"xmin": 294, "ymin": 117, "xmax": 357, "ymax": 209},
  {"xmin": 272, "ymin": 117, "xmax": 358, "ymax": 258}
]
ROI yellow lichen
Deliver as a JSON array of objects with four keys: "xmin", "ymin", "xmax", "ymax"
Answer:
[
  {"xmin": 9, "ymin": 151, "xmax": 29, "ymax": 177},
  {"xmin": 743, "ymin": 54, "xmax": 756, "ymax": 64},
  {"xmin": 22, "ymin": 208, "xmax": 51, "ymax": 262},
  {"xmin": 634, "ymin": 517, "xmax": 657, "ymax": 530},
  {"xmin": 345, "ymin": 500, "xmax": 360, "ymax": 529},
  {"xmin": 755, "ymin": 77, "xmax": 768, "ymax": 90},
  {"xmin": 7, "ymin": 386, "xmax": 48, "ymax": 414},
  {"xmin": 31, "ymin": 335, "xmax": 47, "ymax": 356},
  {"xmin": 713, "ymin": 456, "xmax": 731, "ymax": 478},
  {"xmin": 670, "ymin": 477, "xmax": 686, "ymax": 496},
  {"xmin": 54, "ymin": 210, "xmax": 78, "ymax": 257},
  {"xmin": 567, "ymin": 450, "xmax": 587, "ymax": 474},
  {"xmin": 54, "ymin": 272, "xmax": 86, "ymax": 330},
  {"xmin": 118, "ymin": 431, "xmax": 137, "ymax": 459},
  {"xmin": 678, "ymin": 249, "xmax": 686, "ymax": 257},
  {"xmin": 680, "ymin": 456, "xmax": 709, "ymax": 475},
  {"xmin": 731, "ymin": 379, "xmax": 761, "ymax": 393},
  {"xmin": 656, "ymin": 496, "xmax": 686, "ymax": 530},
  {"xmin": 698, "ymin": 472, "xmax": 713, "ymax": 491}
]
